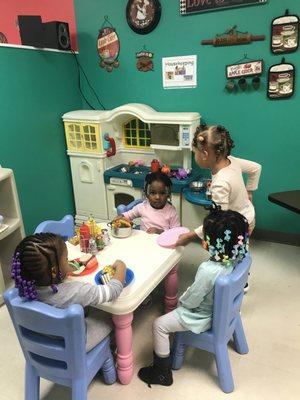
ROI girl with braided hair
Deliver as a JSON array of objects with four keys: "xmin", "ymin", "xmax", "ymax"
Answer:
[
  {"xmin": 11, "ymin": 233, "xmax": 126, "ymax": 351},
  {"xmin": 138, "ymin": 205, "xmax": 249, "ymax": 387},
  {"xmin": 176, "ymin": 124, "xmax": 261, "ymax": 247}
]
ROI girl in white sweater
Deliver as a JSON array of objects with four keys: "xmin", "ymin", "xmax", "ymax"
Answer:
[{"xmin": 176, "ymin": 124, "xmax": 261, "ymax": 246}]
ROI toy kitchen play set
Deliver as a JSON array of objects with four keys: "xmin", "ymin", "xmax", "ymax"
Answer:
[{"xmin": 62, "ymin": 103, "xmax": 210, "ymax": 229}]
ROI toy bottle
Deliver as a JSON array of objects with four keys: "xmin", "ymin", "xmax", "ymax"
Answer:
[
  {"xmin": 151, "ymin": 159, "xmax": 160, "ymax": 172},
  {"xmin": 79, "ymin": 223, "xmax": 90, "ymax": 253}
]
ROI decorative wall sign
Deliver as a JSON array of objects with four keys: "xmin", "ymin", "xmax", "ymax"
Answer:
[
  {"xmin": 180, "ymin": 0, "xmax": 268, "ymax": 15},
  {"xmin": 126, "ymin": 0, "xmax": 161, "ymax": 35},
  {"xmin": 271, "ymin": 12, "xmax": 299, "ymax": 54},
  {"xmin": 201, "ymin": 26, "xmax": 265, "ymax": 47},
  {"xmin": 97, "ymin": 16, "xmax": 120, "ymax": 72},
  {"xmin": 226, "ymin": 60, "xmax": 263, "ymax": 79},
  {"xmin": 268, "ymin": 60, "xmax": 295, "ymax": 99},
  {"xmin": 162, "ymin": 55, "xmax": 197, "ymax": 89},
  {"xmin": 136, "ymin": 48, "xmax": 154, "ymax": 71}
]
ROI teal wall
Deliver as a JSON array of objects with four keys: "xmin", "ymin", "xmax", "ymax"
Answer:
[
  {"xmin": 74, "ymin": 0, "xmax": 300, "ymax": 234},
  {"xmin": 0, "ymin": 48, "xmax": 81, "ymax": 234},
  {"xmin": 1, "ymin": 0, "xmax": 299, "ymax": 236}
]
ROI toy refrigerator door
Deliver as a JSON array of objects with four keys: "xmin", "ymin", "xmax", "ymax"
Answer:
[{"xmin": 69, "ymin": 156, "xmax": 108, "ymax": 221}]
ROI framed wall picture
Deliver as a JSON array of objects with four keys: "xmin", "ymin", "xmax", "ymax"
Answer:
[
  {"xmin": 126, "ymin": 0, "xmax": 161, "ymax": 34},
  {"xmin": 271, "ymin": 14, "xmax": 299, "ymax": 54},
  {"xmin": 180, "ymin": 0, "xmax": 268, "ymax": 15},
  {"xmin": 267, "ymin": 61, "xmax": 295, "ymax": 99}
]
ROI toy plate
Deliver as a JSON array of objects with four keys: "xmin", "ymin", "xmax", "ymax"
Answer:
[
  {"xmin": 94, "ymin": 268, "xmax": 134, "ymax": 287},
  {"xmin": 69, "ymin": 257, "xmax": 99, "ymax": 277},
  {"xmin": 157, "ymin": 227, "xmax": 190, "ymax": 248}
]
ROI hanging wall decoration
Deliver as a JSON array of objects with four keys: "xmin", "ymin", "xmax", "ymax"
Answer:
[
  {"xmin": 201, "ymin": 26, "xmax": 265, "ymax": 47},
  {"xmin": 136, "ymin": 47, "xmax": 154, "ymax": 71},
  {"xmin": 225, "ymin": 55, "xmax": 263, "ymax": 92},
  {"xmin": 267, "ymin": 58, "xmax": 295, "ymax": 100},
  {"xmin": 97, "ymin": 16, "xmax": 120, "ymax": 72},
  {"xmin": 271, "ymin": 10, "xmax": 299, "ymax": 54},
  {"xmin": 0, "ymin": 32, "xmax": 8, "ymax": 43},
  {"xmin": 180, "ymin": 0, "xmax": 268, "ymax": 15},
  {"xmin": 126, "ymin": 0, "xmax": 161, "ymax": 34}
]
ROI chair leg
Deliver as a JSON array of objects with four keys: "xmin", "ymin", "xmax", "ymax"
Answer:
[
  {"xmin": 25, "ymin": 363, "xmax": 40, "ymax": 400},
  {"xmin": 215, "ymin": 345, "xmax": 234, "ymax": 393},
  {"xmin": 171, "ymin": 334, "xmax": 186, "ymax": 370},
  {"xmin": 102, "ymin": 354, "xmax": 117, "ymax": 385},
  {"xmin": 72, "ymin": 380, "xmax": 87, "ymax": 400},
  {"xmin": 233, "ymin": 315, "xmax": 249, "ymax": 354}
]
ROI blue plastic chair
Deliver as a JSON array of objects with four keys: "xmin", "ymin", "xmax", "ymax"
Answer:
[
  {"xmin": 172, "ymin": 255, "xmax": 252, "ymax": 393},
  {"xmin": 116, "ymin": 199, "xmax": 143, "ymax": 216},
  {"xmin": 34, "ymin": 214, "xmax": 75, "ymax": 241},
  {"xmin": 4, "ymin": 288, "xmax": 116, "ymax": 400}
]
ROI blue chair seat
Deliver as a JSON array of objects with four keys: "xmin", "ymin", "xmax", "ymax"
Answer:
[
  {"xmin": 4, "ymin": 288, "xmax": 116, "ymax": 400},
  {"xmin": 172, "ymin": 255, "xmax": 251, "ymax": 393}
]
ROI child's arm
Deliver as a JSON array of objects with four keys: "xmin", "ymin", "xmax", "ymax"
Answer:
[
  {"xmin": 122, "ymin": 203, "xmax": 143, "ymax": 221},
  {"xmin": 230, "ymin": 156, "xmax": 262, "ymax": 191}
]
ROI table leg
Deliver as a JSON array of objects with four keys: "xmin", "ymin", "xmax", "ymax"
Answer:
[
  {"xmin": 164, "ymin": 264, "xmax": 178, "ymax": 313},
  {"xmin": 112, "ymin": 313, "xmax": 134, "ymax": 384}
]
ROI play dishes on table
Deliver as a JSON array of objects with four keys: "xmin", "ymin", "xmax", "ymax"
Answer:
[
  {"xmin": 94, "ymin": 267, "xmax": 134, "ymax": 287},
  {"xmin": 157, "ymin": 227, "xmax": 190, "ymax": 249},
  {"xmin": 69, "ymin": 254, "xmax": 99, "ymax": 277},
  {"xmin": 108, "ymin": 218, "xmax": 133, "ymax": 238}
]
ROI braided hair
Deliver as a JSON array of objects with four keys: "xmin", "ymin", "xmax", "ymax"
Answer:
[
  {"xmin": 203, "ymin": 203, "xmax": 249, "ymax": 265},
  {"xmin": 144, "ymin": 171, "xmax": 173, "ymax": 202},
  {"xmin": 192, "ymin": 123, "xmax": 235, "ymax": 161},
  {"xmin": 11, "ymin": 233, "xmax": 65, "ymax": 300}
]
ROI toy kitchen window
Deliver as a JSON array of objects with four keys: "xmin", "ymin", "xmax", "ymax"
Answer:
[
  {"xmin": 123, "ymin": 118, "xmax": 151, "ymax": 149},
  {"xmin": 64, "ymin": 122, "xmax": 101, "ymax": 153}
]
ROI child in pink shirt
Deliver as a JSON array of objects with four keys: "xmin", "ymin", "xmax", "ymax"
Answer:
[{"xmin": 121, "ymin": 171, "xmax": 180, "ymax": 234}]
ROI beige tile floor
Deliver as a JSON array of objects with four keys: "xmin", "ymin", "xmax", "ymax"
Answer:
[{"xmin": 1, "ymin": 240, "xmax": 300, "ymax": 400}]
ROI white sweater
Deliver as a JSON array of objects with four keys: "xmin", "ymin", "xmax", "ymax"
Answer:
[{"xmin": 195, "ymin": 156, "xmax": 262, "ymax": 237}]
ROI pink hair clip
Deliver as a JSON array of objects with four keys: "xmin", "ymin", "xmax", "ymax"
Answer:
[{"xmin": 237, "ymin": 235, "xmax": 244, "ymax": 245}]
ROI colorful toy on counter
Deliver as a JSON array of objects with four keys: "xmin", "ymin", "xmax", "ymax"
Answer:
[{"xmin": 151, "ymin": 159, "xmax": 160, "ymax": 172}]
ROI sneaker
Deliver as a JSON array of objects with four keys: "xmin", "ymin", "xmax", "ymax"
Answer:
[{"xmin": 244, "ymin": 282, "xmax": 249, "ymax": 293}]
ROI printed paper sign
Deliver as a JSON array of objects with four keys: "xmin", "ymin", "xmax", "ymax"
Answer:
[{"xmin": 162, "ymin": 55, "xmax": 197, "ymax": 89}]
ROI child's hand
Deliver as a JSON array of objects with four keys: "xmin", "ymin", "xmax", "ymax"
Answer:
[
  {"xmin": 147, "ymin": 227, "xmax": 163, "ymax": 234},
  {"xmin": 175, "ymin": 232, "xmax": 198, "ymax": 247},
  {"xmin": 112, "ymin": 260, "xmax": 126, "ymax": 283}
]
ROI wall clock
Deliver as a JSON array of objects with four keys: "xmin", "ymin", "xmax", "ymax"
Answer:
[{"xmin": 126, "ymin": 0, "xmax": 161, "ymax": 35}]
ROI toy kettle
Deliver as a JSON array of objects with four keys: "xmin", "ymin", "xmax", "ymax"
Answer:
[{"xmin": 151, "ymin": 159, "xmax": 160, "ymax": 172}]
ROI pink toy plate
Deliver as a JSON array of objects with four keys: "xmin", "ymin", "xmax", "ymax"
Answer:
[{"xmin": 157, "ymin": 227, "xmax": 190, "ymax": 248}]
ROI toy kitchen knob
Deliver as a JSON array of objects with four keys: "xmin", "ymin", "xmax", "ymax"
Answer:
[{"xmin": 151, "ymin": 159, "xmax": 160, "ymax": 172}]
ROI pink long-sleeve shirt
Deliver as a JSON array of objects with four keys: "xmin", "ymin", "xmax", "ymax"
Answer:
[{"xmin": 123, "ymin": 200, "xmax": 180, "ymax": 232}]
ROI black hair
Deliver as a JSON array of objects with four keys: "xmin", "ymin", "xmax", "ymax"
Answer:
[
  {"xmin": 203, "ymin": 203, "xmax": 249, "ymax": 264},
  {"xmin": 192, "ymin": 123, "xmax": 235, "ymax": 160},
  {"xmin": 144, "ymin": 171, "xmax": 173, "ymax": 200},
  {"xmin": 13, "ymin": 233, "xmax": 65, "ymax": 287}
]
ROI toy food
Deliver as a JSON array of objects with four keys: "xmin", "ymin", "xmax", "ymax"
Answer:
[
  {"xmin": 68, "ymin": 235, "xmax": 80, "ymax": 246},
  {"xmin": 109, "ymin": 218, "xmax": 133, "ymax": 238},
  {"xmin": 161, "ymin": 164, "xmax": 171, "ymax": 175},
  {"xmin": 102, "ymin": 265, "xmax": 115, "ymax": 278},
  {"xmin": 111, "ymin": 217, "xmax": 132, "ymax": 228},
  {"xmin": 69, "ymin": 255, "xmax": 98, "ymax": 275}
]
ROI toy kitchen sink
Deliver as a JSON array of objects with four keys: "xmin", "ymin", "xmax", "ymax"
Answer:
[{"xmin": 62, "ymin": 103, "xmax": 208, "ymax": 229}]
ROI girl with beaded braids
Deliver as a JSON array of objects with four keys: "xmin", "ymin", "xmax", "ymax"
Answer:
[
  {"xmin": 176, "ymin": 124, "xmax": 261, "ymax": 247},
  {"xmin": 11, "ymin": 233, "xmax": 126, "ymax": 352},
  {"xmin": 116, "ymin": 171, "xmax": 180, "ymax": 234},
  {"xmin": 138, "ymin": 205, "xmax": 249, "ymax": 387}
]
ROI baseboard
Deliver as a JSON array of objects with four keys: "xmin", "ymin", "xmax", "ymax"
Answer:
[{"xmin": 253, "ymin": 228, "xmax": 300, "ymax": 247}]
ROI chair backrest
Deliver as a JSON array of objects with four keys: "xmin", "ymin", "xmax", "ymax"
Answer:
[
  {"xmin": 34, "ymin": 215, "xmax": 75, "ymax": 240},
  {"xmin": 4, "ymin": 288, "xmax": 87, "ymax": 382},
  {"xmin": 212, "ymin": 254, "xmax": 251, "ymax": 342},
  {"xmin": 116, "ymin": 199, "xmax": 143, "ymax": 216}
]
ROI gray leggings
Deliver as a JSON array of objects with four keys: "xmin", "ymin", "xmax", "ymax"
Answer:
[{"xmin": 153, "ymin": 310, "xmax": 188, "ymax": 357}]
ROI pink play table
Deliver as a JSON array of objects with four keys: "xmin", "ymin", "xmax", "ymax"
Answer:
[{"xmin": 67, "ymin": 227, "xmax": 183, "ymax": 384}]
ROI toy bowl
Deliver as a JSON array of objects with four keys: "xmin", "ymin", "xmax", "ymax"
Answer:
[
  {"xmin": 94, "ymin": 268, "xmax": 134, "ymax": 287},
  {"xmin": 189, "ymin": 181, "xmax": 205, "ymax": 192},
  {"xmin": 110, "ymin": 225, "xmax": 132, "ymax": 238}
]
